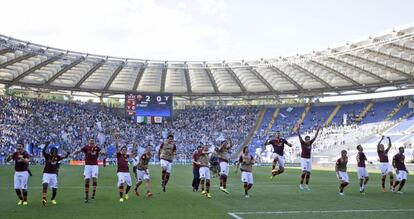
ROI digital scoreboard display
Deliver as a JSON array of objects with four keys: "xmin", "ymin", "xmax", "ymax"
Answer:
[{"xmin": 125, "ymin": 92, "xmax": 173, "ymax": 118}]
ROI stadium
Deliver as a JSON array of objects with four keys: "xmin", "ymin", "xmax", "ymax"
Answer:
[{"xmin": 1, "ymin": 1, "xmax": 414, "ymax": 219}]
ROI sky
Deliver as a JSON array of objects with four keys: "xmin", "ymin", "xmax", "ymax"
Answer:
[{"xmin": 1, "ymin": 0, "xmax": 414, "ymax": 61}]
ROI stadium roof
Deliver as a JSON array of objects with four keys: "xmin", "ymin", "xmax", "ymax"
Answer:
[{"xmin": 1, "ymin": 24, "xmax": 414, "ymax": 98}]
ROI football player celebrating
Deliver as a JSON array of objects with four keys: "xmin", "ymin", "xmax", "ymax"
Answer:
[
  {"xmin": 392, "ymin": 147, "xmax": 408, "ymax": 194},
  {"xmin": 6, "ymin": 141, "xmax": 30, "ymax": 206},
  {"xmin": 236, "ymin": 146, "xmax": 255, "ymax": 198},
  {"xmin": 377, "ymin": 136, "xmax": 394, "ymax": 192},
  {"xmin": 41, "ymin": 142, "xmax": 70, "ymax": 207},
  {"xmin": 195, "ymin": 145, "xmax": 212, "ymax": 198},
  {"xmin": 114, "ymin": 134, "xmax": 137, "ymax": 202},
  {"xmin": 356, "ymin": 144, "xmax": 372, "ymax": 193},
  {"xmin": 134, "ymin": 146, "xmax": 153, "ymax": 198},
  {"xmin": 297, "ymin": 126, "xmax": 320, "ymax": 190},
  {"xmin": 264, "ymin": 131, "xmax": 293, "ymax": 180},
  {"xmin": 73, "ymin": 138, "xmax": 103, "ymax": 203},
  {"xmin": 335, "ymin": 150, "xmax": 349, "ymax": 196},
  {"xmin": 217, "ymin": 139, "xmax": 233, "ymax": 194},
  {"xmin": 158, "ymin": 134, "xmax": 177, "ymax": 192}
]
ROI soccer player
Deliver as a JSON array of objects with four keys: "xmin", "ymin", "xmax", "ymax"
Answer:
[
  {"xmin": 264, "ymin": 131, "xmax": 293, "ymax": 179},
  {"xmin": 297, "ymin": 126, "xmax": 320, "ymax": 190},
  {"xmin": 134, "ymin": 146, "xmax": 153, "ymax": 198},
  {"xmin": 236, "ymin": 146, "xmax": 255, "ymax": 198},
  {"xmin": 158, "ymin": 134, "xmax": 177, "ymax": 192},
  {"xmin": 6, "ymin": 141, "xmax": 30, "ymax": 206},
  {"xmin": 377, "ymin": 136, "xmax": 394, "ymax": 192},
  {"xmin": 195, "ymin": 145, "xmax": 211, "ymax": 198},
  {"xmin": 217, "ymin": 139, "xmax": 233, "ymax": 194},
  {"xmin": 335, "ymin": 150, "xmax": 349, "ymax": 196},
  {"xmin": 356, "ymin": 144, "xmax": 372, "ymax": 193},
  {"xmin": 115, "ymin": 136, "xmax": 136, "ymax": 202},
  {"xmin": 41, "ymin": 142, "xmax": 70, "ymax": 207},
  {"xmin": 191, "ymin": 145, "xmax": 202, "ymax": 192},
  {"xmin": 392, "ymin": 147, "xmax": 408, "ymax": 194},
  {"xmin": 73, "ymin": 138, "xmax": 103, "ymax": 203}
]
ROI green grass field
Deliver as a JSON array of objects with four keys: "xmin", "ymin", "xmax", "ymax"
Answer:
[{"xmin": 0, "ymin": 165, "xmax": 413, "ymax": 219}]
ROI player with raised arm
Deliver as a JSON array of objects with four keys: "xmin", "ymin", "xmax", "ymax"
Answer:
[
  {"xmin": 392, "ymin": 147, "xmax": 408, "ymax": 194},
  {"xmin": 41, "ymin": 142, "xmax": 70, "ymax": 207},
  {"xmin": 72, "ymin": 138, "xmax": 103, "ymax": 203},
  {"xmin": 158, "ymin": 134, "xmax": 177, "ymax": 192},
  {"xmin": 236, "ymin": 146, "xmax": 255, "ymax": 198},
  {"xmin": 377, "ymin": 136, "xmax": 394, "ymax": 192},
  {"xmin": 194, "ymin": 145, "xmax": 212, "ymax": 198},
  {"xmin": 217, "ymin": 139, "xmax": 233, "ymax": 194},
  {"xmin": 335, "ymin": 150, "xmax": 349, "ymax": 196},
  {"xmin": 114, "ymin": 133, "xmax": 137, "ymax": 202},
  {"xmin": 134, "ymin": 146, "xmax": 153, "ymax": 198},
  {"xmin": 264, "ymin": 131, "xmax": 293, "ymax": 180},
  {"xmin": 191, "ymin": 145, "xmax": 202, "ymax": 192},
  {"xmin": 356, "ymin": 145, "xmax": 372, "ymax": 194},
  {"xmin": 297, "ymin": 126, "xmax": 320, "ymax": 190},
  {"xmin": 6, "ymin": 141, "xmax": 30, "ymax": 206}
]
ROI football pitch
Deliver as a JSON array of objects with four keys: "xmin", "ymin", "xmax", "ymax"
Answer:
[{"xmin": 0, "ymin": 165, "xmax": 413, "ymax": 219}]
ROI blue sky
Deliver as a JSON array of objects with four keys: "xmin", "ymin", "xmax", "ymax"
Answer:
[{"xmin": 1, "ymin": 0, "xmax": 413, "ymax": 61}]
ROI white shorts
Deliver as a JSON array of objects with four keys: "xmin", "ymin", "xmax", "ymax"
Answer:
[
  {"xmin": 272, "ymin": 153, "xmax": 285, "ymax": 168},
  {"xmin": 14, "ymin": 171, "xmax": 29, "ymax": 190},
  {"xmin": 84, "ymin": 165, "xmax": 99, "ymax": 179},
  {"xmin": 42, "ymin": 173, "xmax": 58, "ymax": 188},
  {"xmin": 137, "ymin": 169, "xmax": 150, "ymax": 181},
  {"xmin": 117, "ymin": 172, "xmax": 132, "ymax": 187},
  {"xmin": 301, "ymin": 158, "xmax": 312, "ymax": 172},
  {"xmin": 379, "ymin": 163, "xmax": 393, "ymax": 176},
  {"xmin": 219, "ymin": 161, "xmax": 229, "ymax": 176},
  {"xmin": 241, "ymin": 171, "xmax": 254, "ymax": 184},
  {"xmin": 199, "ymin": 167, "xmax": 210, "ymax": 180},
  {"xmin": 337, "ymin": 171, "xmax": 349, "ymax": 183},
  {"xmin": 160, "ymin": 159, "xmax": 172, "ymax": 173},
  {"xmin": 357, "ymin": 167, "xmax": 369, "ymax": 179},
  {"xmin": 396, "ymin": 170, "xmax": 408, "ymax": 181}
]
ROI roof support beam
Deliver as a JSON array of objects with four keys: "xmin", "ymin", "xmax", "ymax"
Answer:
[
  {"xmin": 74, "ymin": 61, "xmax": 105, "ymax": 89},
  {"xmin": 103, "ymin": 62, "xmax": 125, "ymax": 91},
  {"xmin": 0, "ymin": 53, "xmax": 36, "ymax": 69},
  {"xmin": 309, "ymin": 60, "xmax": 361, "ymax": 86},
  {"xmin": 328, "ymin": 57, "xmax": 389, "ymax": 83},
  {"xmin": 160, "ymin": 66, "xmax": 167, "ymax": 93},
  {"xmin": 347, "ymin": 53, "xmax": 414, "ymax": 80},
  {"xmin": 12, "ymin": 54, "xmax": 64, "ymax": 83},
  {"xmin": 183, "ymin": 66, "xmax": 192, "ymax": 94},
  {"xmin": 366, "ymin": 48, "xmax": 414, "ymax": 71},
  {"xmin": 388, "ymin": 43, "xmax": 414, "ymax": 54},
  {"xmin": 204, "ymin": 67, "xmax": 220, "ymax": 94},
  {"xmin": 269, "ymin": 65, "xmax": 303, "ymax": 90},
  {"xmin": 46, "ymin": 57, "xmax": 84, "ymax": 85},
  {"xmin": 291, "ymin": 64, "xmax": 333, "ymax": 88},
  {"xmin": 248, "ymin": 66, "xmax": 278, "ymax": 93},
  {"xmin": 225, "ymin": 67, "xmax": 248, "ymax": 93},
  {"xmin": 132, "ymin": 63, "xmax": 148, "ymax": 91}
]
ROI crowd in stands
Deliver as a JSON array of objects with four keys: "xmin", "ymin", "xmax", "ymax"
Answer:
[{"xmin": 0, "ymin": 95, "xmax": 258, "ymax": 163}]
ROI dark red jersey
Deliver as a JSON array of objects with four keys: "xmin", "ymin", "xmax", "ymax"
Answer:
[
  {"xmin": 12, "ymin": 151, "xmax": 30, "ymax": 172},
  {"xmin": 192, "ymin": 150, "xmax": 201, "ymax": 169},
  {"xmin": 300, "ymin": 139, "xmax": 314, "ymax": 159},
  {"xmin": 43, "ymin": 154, "xmax": 65, "ymax": 174},
  {"xmin": 117, "ymin": 152, "xmax": 130, "ymax": 173},
  {"xmin": 377, "ymin": 148, "xmax": 390, "ymax": 163},
  {"xmin": 393, "ymin": 153, "xmax": 406, "ymax": 171},
  {"xmin": 268, "ymin": 138, "xmax": 289, "ymax": 156},
  {"xmin": 357, "ymin": 151, "xmax": 367, "ymax": 167},
  {"xmin": 81, "ymin": 145, "xmax": 101, "ymax": 165}
]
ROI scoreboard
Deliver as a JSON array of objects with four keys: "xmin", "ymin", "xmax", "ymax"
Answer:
[{"xmin": 125, "ymin": 92, "xmax": 173, "ymax": 118}]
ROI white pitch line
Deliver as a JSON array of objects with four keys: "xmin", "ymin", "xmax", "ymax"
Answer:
[{"xmin": 227, "ymin": 209, "xmax": 414, "ymax": 219}]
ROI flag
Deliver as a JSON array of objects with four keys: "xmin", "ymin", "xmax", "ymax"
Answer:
[
  {"xmin": 153, "ymin": 117, "xmax": 163, "ymax": 123},
  {"xmin": 137, "ymin": 116, "xmax": 147, "ymax": 124}
]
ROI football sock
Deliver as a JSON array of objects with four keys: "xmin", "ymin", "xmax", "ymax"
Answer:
[
  {"xmin": 398, "ymin": 180, "xmax": 406, "ymax": 191},
  {"xmin": 220, "ymin": 175, "xmax": 223, "ymax": 187},
  {"xmin": 381, "ymin": 176, "xmax": 386, "ymax": 188},
  {"xmin": 300, "ymin": 173, "xmax": 306, "ymax": 184},
  {"xmin": 125, "ymin": 185, "xmax": 131, "ymax": 194},
  {"xmin": 161, "ymin": 170, "xmax": 166, "ymax": 184},
  {"xmin": 22, "ymin": 189, "xmax": 27, "ymax": 201},
  {"xmin": 244, "ymin": 183, "xmax": 248, "ymax": 195},
  {"xmin": 119, "ymin": 185, "xmax": 124, "ymax": 198},
  {"xmin": 223, "ymin": 175, "xmax": 227, "ymax": 189},
  {"xmin": 42, "ymin": 184, "xmax": 48, "ymax": 200},
  {"xmin": 52, "ymin": 188, "xmax": 57, "ymax": 200},
  {"xmin": 305, "ymin": 173, "xmax": 310, "ymax": 185},
  {"xmin": 393, "ymin": 181, "xmax": 400, "ymax": 189},
  {"xmin": 92, "ymin": 181, "xmax": 97, "ymax": 196},
  {"xmin": 85, "ymin": 180, "xmax": 90, "ymax": 199},
  {"xmin": 206, "ymin": 180, "xmax": 210, "ymax": 193},
  {"xmin": 248, "ymin": 184, "xmax": 253, "ymax": 191},
  {"xmin": 164, "ymin": 173, "xmax": 170, "ymax": 186},
  {"xmin": 15, "ymin": 189, "xmax": 23, "ymax": 200},
  {"xmin": 200, "ymin": 179, "xmax": 205, "ymax": 191},
  {"xmin": 390, "ymin": 176, "xmax": 394, "ymax": 188}
]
